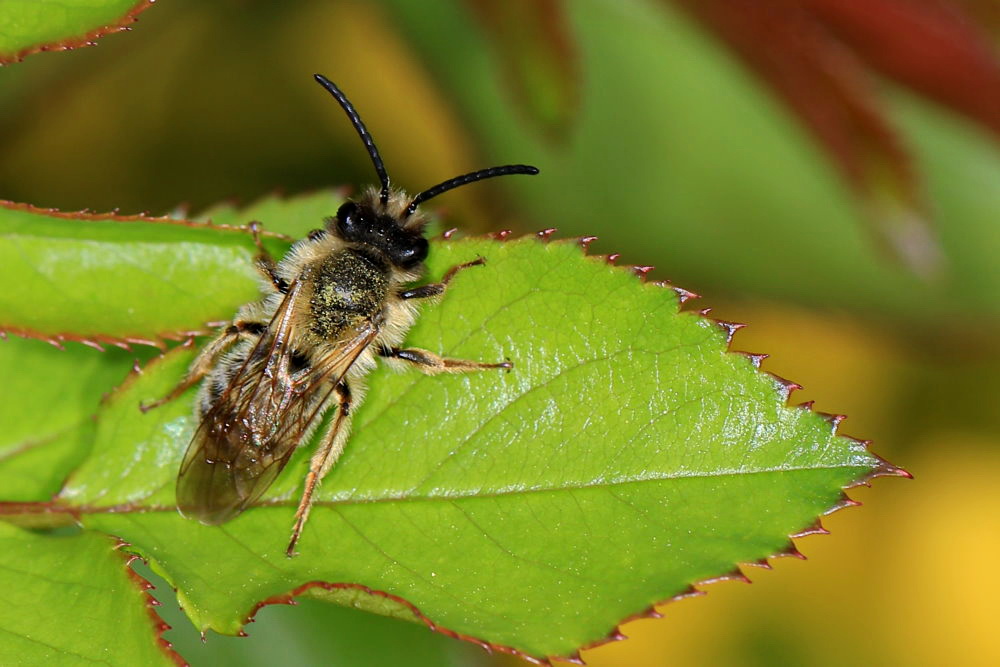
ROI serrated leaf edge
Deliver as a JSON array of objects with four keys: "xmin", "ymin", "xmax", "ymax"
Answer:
[
  {"xmin": 0, "ymin": 200, "xmax": 294, "ymax": 348},
  {"xmin": 0, "ymin": 326, "xmax": 177, "ymax": 351},
  {"xmin": 112, "ymin": 538, "xmax": 188, "ymax": 667},
  {"xmin": 0, "ymin": 0, "xmax": 158, "ymax": 65},
  {"xmin": 0, "ymin": 199, "xmax": 293, "ymax": 239}
]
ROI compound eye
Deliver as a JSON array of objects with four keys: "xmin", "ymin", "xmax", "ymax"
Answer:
[
  {"xmin": 396, "ymin": 237, "xmax": 429, "ymax": 269},
  {"xmin": 335, "ymin": 202, "xmax": 361, "ymax": 240}
]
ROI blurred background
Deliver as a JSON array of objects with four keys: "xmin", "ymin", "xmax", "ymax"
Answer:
[{"xmin": 1, "ymin": 0, "xmax": 997, "ymax": 665}]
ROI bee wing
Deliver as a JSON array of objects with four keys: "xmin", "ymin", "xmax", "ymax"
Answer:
[{"xmin": 176, "ymin": 278, "xmax": 379, "ymax": 525}]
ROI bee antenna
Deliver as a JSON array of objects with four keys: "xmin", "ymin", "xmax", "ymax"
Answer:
[
  {"xmin": 313, "ymin": 74, "xmax": 391, "ymax": 206},
  {"xmin": 405, "ymin": 164, "xmax": 539, "ymax": 217}
]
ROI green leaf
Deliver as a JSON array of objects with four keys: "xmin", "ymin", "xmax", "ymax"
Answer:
[
  {"xmin": 0, "ymin": 336, "xmax": 157, "ymax": 501},
  {"xmin": 0, "ymin": 0, "xmax": 156, "ymax": 65},
  {"xmin": 0, "ymin": 202, "xmax": 281, "ymax": 344},
  {"xmin": 1, "ymin": 223, "xmax": 899, "ymax": 661},
  {"xmin": 0, "ymin": 336, "xmax": 128, "ymax": 457},
  {"xmin": 0, "ymin": 523, "xmax": 178, "ymax": 665}
]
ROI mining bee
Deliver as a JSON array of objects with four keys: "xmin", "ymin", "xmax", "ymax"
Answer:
[{"xmin": 141, "ymin": 74, "xmax": 538, "ymax": 556}]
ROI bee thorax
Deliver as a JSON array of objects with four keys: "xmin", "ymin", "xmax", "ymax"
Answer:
[{"xmin": 308, "ymin": 248, "xmax": 390, "ymax": 340}]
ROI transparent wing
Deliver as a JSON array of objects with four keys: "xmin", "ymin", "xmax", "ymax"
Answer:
[{"xmin": 176, "ymin": 279, "xmax": 379, "ymax": 524}]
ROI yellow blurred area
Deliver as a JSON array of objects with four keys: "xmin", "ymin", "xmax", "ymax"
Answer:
[
  {"xmin": 279, "ymin": 2, "xmax": 489, "ymax": 228},
  {"xmin": 575, "ymin": 441, "xmax": 999, "ymax": 667}
]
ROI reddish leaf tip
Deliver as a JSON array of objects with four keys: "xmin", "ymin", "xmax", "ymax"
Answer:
[
  {"xmin": 579, "ymin": 236, "xmax": 598, "ymax": 250},
  {"xmin": 441, "ymin": 228, "xmax": 459, "ymax": 239},
  {"xmin": 775, "ymin": 542, "xmax": 807, "ymax": 560},
  {"xmin": 825, "ymin": 493, "xmax": 863, "ymax": 515},
  {"xmin": 639, "ymin": 606, "xmax": 663, "ymax": 619},
  {"xmin": 879, "ymin": 463, "xmax": 913, "ymax": 480},
  {"xmin": 816, "ymin": 411, "xmax": 847, "ymax": 428},
  {"xmin": 490, "ymin": 229, "xmax": 513, "ymax": 241},
  {"xmin": 630, "ymin": 265, "xmax": 655, "ymax": 277},
  {"xmin": 606, "ymin": 253, "xmax": 620, "ymax": 264},
  {"xmin": 536, "ymin": 227, "xmax": 557, "ymax": 240},
  {"xmin": 714, "ymin": 320, "xmax": 747, "ymax": 344},
  {"xmin": 672, "ymin": 584, "xmax": 705, "ymax": 602},
  {"xmin": 768, "ymin": 372, "xmax": 802, "ymax": 399},
  {"xmin": 790, "ymin": 519, "xmax": 830, "ymax": 539},
  {"xmin": 671, "ymin": 286, "xmax": 700, "ymax": 303},
  {"xmin": 737, "ymin": 352, "xmax": 769, "ymax": 368},
  {"xmin": 745, "ymin": 558, "xmax": 773, "ymax": 570},
  {"xmin": 703, "ymin": 567, "xmax": 751, "ymax": 585},
  {"xmin": 855, "ymin": 454, "xmax": 913, "ymax": 485}
]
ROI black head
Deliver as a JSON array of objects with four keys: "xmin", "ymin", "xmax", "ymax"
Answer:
[
  {"xmin": 313, "ymin": 74, "xmax": 539, "ymax": 268},
  {"xmin": 333, "ymin": 200, "xmax": 428, "ymax": 269}
]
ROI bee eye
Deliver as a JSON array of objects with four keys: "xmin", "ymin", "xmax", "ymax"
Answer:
[
  {"xmin": 396, "ymin": 237, "xmax": 428, "ymax": 268},
  {"xmin": 336, "ymin": 202, "xmax": 357, "ymax": 220},
  {"xmin": 335, "ymin": 202, "xmax": 361, "ymax": 240}
]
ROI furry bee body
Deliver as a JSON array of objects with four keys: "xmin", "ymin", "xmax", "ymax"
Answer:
[{"xmin": 141, "ymin": 75, "xmax": 537, "ymax": 555}]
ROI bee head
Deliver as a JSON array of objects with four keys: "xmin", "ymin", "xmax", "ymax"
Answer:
[
  {"xmin": 313, "ymin": 73, "xmax": 538, "ymax": 265},
  {"xmin": 331, "ymin": 200, "xmax": 428, "ymax": 270}
]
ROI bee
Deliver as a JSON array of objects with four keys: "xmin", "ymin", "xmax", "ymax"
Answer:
[{"xmin": 141, "ymin": 74, "xmax": 538, "ymax": 556}]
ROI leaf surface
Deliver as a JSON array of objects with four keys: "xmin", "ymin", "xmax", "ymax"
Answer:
[
  {"xmin": 0, "ymin": 202, "xmax": 279, "ymax": 344},
  {"xmin": 0, "ymin": 0, "xmax": 155, "ymax": 64},
  {"xmin": 0, "ymin": 210, "xmax": 899, "ymax": 661},
  {"xmin": 0, "ymin": 523, "xmax": 178, "ymax": 665},
  {"xmin": 0, "ymin": 336, "xmax": 157, "ymax": 501}
]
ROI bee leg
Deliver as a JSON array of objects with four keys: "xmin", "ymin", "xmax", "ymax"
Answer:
[
  {"xmin": 377, "ymin": 345, "xmax": 512, "ymax": 374},
  {"xmin": 287, "ymin": 380, "xmax": 353, "ymax": 557},
  {"xmin": 398, "ymin": 256, "xmax": 485, "ymax": 300},
  {"xmin": 248, "ymin": 221, "xmax": 289, "ymax": 294},
  {"xmin": 138, "ymin": 321, "xmax": 263, "ymax": 412}
]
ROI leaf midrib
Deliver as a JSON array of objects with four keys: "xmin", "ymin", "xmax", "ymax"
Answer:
[{"xmin": 13, "ymin": 461, "xmax": 863, "ymax": 518}]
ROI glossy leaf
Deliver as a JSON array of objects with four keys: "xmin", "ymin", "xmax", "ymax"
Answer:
[
  {"xmin": 0, "ymin": 523, "xmax": 179, "ymax": 665},
  {"xmin": 0, "ymin": 0, "xmax": 155, "ymax": 64},
  {"xmin": 0, "ymin": 219, "xmax": 898, "ymax": 661},
  {"xmin": 0, "ymin": 336, "xmax": 156, "ymax": 501},
  {"xmin": 0, "ymin": 202, "xmax": 282, "ymax": 345}
]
